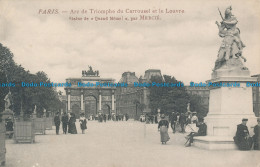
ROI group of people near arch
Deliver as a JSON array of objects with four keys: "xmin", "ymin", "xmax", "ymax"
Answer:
[{"xmin": 54, "ymin": 112, "xmax": 87, "ymax": 135}]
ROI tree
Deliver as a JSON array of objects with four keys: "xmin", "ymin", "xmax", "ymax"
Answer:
[
  {"xmin": 0, "ymin": 43, "xmax": 63, "ymax": 117},
  {"xmin": 148, "ymin": 75, "xmax": 189, "ymax": 115},
  {"xmin": 0, "ymin": 43, "xmax": 16, "ymax": 112},
  {"xmin": 189, "ymin": 94, "xmax": 208, "ymax": 118}
]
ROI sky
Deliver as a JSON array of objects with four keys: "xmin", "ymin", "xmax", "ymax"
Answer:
[{"xmin": 0, "ymin": 0, "xmax": 260, "ymax": 93}]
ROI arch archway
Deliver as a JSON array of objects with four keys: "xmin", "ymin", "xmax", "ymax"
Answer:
[
  {"xmin": 72, "ymin": 104, "xmax": 80, "ymax": 118},
  {"xmin": 85, "ymin": 95, "xmax": 98, "ymax": 117},
  {"xmin": 102, "ymin": 104, "xmax": 110, "ymax": 115}
]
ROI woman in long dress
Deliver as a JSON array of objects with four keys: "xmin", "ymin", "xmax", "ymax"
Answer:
[
  {"xmin": 68, "ymin": 113, "xmax": 77, "ymax": 134},
  {"xmin": 158, "ymin": 114, "xmax": 170, "ymax": 144},
  {"xmin": 79, "ymin": 113, "xmax": 87, "ymax": 134},
  {"xmin": 67, "ymin": 113, "xmax": 71, "ymax": 133}
]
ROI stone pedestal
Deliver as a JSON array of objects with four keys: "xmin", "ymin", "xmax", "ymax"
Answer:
[
  {"xmin": 1, "ymin": 109, "xmax": 13, "ymax": 120},
  {"xmin": 194, "ymin": 64, "xmax": 258, "ymax": 150},
  {"xmin": 80, "ymin": 110, "xmax": 84, "ymax": 114}
]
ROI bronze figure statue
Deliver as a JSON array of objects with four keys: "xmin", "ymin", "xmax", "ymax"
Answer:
[
  {"xmin": 214, "ymin": 6, "xmax": 246, "ymax": 70},
  {"xmin": 82, "ymin": 66, "xmax": 99, "ymax": 77}
]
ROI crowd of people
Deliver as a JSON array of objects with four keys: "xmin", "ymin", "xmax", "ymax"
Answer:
[
  {"xmin": 4, "ymin": 110, "xmax": 260, "ymax": 151},
  {"xmin": 53, "ymin": 112, "xmax": 130, "ymax": 135},
  {"xmin": 140, "ymin": 114, "xmax": 158, "ymax": 124},
  {"xmin": 167, "ymin": 111, "xmax": 199, "ymax": 134},
  {"xmin": 141, "ymin": 111, "xmax": 200, "ymax": 134},
  {"xmin": 157, "ymin": 112, "xmax": 206, "ymax": 146},
  {"xmin": 88, "ymin": 113, "xmax": 129, "ymax": 122},
  {"xmin": 157, "ymin": 112, "xmax": 260, "ymax": 150}
]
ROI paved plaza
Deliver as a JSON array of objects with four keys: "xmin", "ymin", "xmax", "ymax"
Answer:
[{"xmin": 5, "ymin": 121, "xmax": 260, "ymax": 167}]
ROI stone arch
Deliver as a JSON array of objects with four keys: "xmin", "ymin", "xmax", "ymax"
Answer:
[
  {"xmin": 102, "ymin": 104, "xmax": 111, "ymax": 115},
  {"xmin": 84, "ymin": 95, "xmax": 98, "ymax": 116},
  {"xmin": 71, "ymin": 103, "xmax": 80, "ymax": 118},
  {"xmin": 84, "ymin": 90, "xmax": 99, "ymax": 100}
]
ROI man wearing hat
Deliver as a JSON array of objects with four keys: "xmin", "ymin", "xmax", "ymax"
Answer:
[
  {"xmin": 253, "ymin": 118, "xmax": 260, "ymax": 150},
  {"xmin": 61, "ymin": 112, "xmax": 69, "ymax": 134},
  {"xmin": 170, "ymin": 111, "xmax": 178, "ymax": 133},
  {"xmin": 234, "ymin": 118, "xmax": 252, "ymax": 150}
]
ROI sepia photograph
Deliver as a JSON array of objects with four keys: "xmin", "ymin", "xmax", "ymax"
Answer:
[{"xmin": 0, "ymin": 0, "xmax": 260, "ymax": 167}]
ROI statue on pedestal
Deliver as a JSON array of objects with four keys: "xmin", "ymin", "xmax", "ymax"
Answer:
[
  {"xmin": 32, "ymin": 105, "xmax": 37, "ymax": 118},
  {"xmin": 43, "ymin": 108, "xmax": 47, "ymax": 118},
  {"xmin": 214, "ymin": 6, "xmax": 247, "ymax": 70},
  {"xmin": 82, "ymin": 66, "xmax": 100, "ymax": 77},
  {"xmin": 187, "ymin": 102, "xmax": 191, "ymax": 113},
  {"xmin": 33, "ymin": 105, "xmax": 37, "ymax": 114},
  {"xmin": 4, "ymin": 91, "xmax": 12, "ymax": 110},
  {"xmin": 2, "ymin": 91, "xmax": 14, "ymax": 119}
]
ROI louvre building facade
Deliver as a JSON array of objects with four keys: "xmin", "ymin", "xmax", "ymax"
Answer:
[
  {"xmin": 60, "ymin": 68, "xmax": 260, "ymax": 119},
  {"xmin": 115, "ymin": 69, "xmax": 162, "ymax": 119}
]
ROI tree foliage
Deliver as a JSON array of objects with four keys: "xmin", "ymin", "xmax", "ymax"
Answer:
[
  {"xmin": 0, "ymin": 43, "xmax": 62, "ymax": 116},
  {"xmin": 148, "ymin": 74, "xmax": 208, "ymax": 118},
  {"xmin": 189, "ymin": 94, "xmax": 208, "ymax": 118},
  {"xmin": 148, "ymin": 75, "xmax": 189, "ymax": 115}
]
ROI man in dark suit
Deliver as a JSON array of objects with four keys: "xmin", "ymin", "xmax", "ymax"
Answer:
[
  {"xmin": 179, "ymin": 113, "xmax": 187, "ymax": 133},
  {"xmin": 61, "ymin": 112, "xmax": 69, "ymax": 134},
  {"xmin": 54, "ymin": 112, "xmax": 61, "ymax": 135},
  {"xmin": 170, "ymin": 112, "xmax": 178, "ymax": 133}
]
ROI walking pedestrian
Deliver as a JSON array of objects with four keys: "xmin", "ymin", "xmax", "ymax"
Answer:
[
  {"xmin": 125, "ymin": 113, "xmax": 129, "ymax": 121},
  {"xmin": 155, "ymin": 115, "xmax": 158, "ymax": 123},
  {"xmin": 68, "ymin": 113, "xmax": 77, "ymax": 134},
  {"xmin": 79, "ymin": 113, "xmax": 87, "ymax": 134},
  {"xmin": 170, "ymin": 112, "xmax": 177, "ymax": 133},
  {"xmin": 103, "ymin": 114, "xmax": 107, "ymax": 122},
  {"xmin": 179, "ymin": 113, "xmax": 186, "ymax": 133},
  {"xmin": 61, "ymin": 112, "xmax": 69, "ymax": 134},
  {"xmin": 54, "ymin": 112, "xmax": 61, "ymax": 135},
  {"xmin": 158, "ymin": 114, "xmax": 170, "ymax": 144}
]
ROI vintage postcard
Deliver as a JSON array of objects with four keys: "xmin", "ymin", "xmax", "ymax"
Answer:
[{"xmin": 0, "ymin": 0, "xmax": 260, "ymax": 167}]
